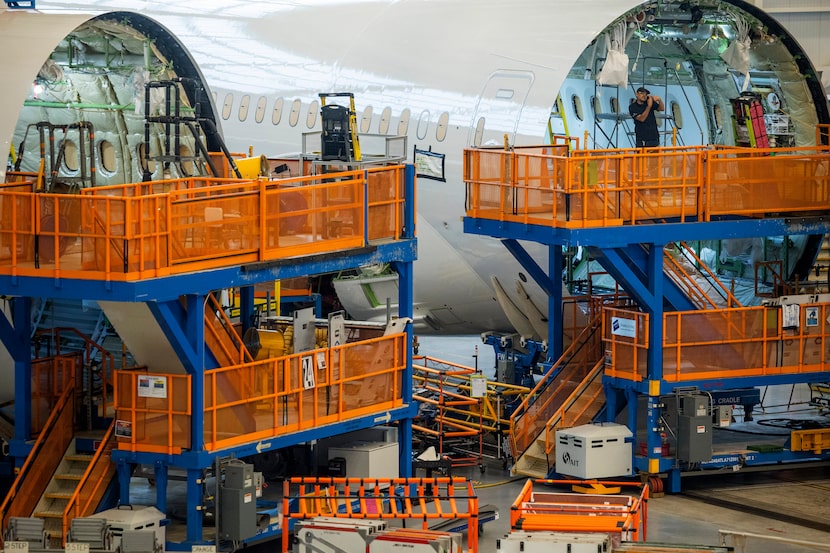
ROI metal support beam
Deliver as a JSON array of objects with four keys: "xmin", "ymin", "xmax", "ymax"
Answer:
[{"xmin": 4, "ymin": 297, "xmax": 32, "ymax": 462}]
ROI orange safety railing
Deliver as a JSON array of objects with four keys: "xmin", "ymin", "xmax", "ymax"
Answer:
[
  {"xmin": 706, "ymin": 146, "xmax": 830, "ymax": 217},
  {"xmin": 61, "ymin": 422, "xmax": 116, "ymax": 545},
  {"xmin": 282, "ymin": 477, "xmax": 480, "ymax": 553},
  {"xmin": 114, "ymin": 369, "xmax": 192, "ymax": 455},
  {"xmin": 33, "ymin": 327, "xmax": 116, "ymax": 422},
  {"xmin": 30, "ymin": 352, "xmax": 79, "ymax": 434},
  {"xmin": 204, "ymin": 291, "xmax": 253, "ymax": 367},
  {"xmin": 604, "ymin": 302, "xmax": 830, "ymax": 383},
  {"xmin": 114, "ymin": 332, "xmax": 407, "ymax": 454},
  {"xmin": 0, "ymin": 386, "xmax": 75, "ymax": 548},
  {"xmin": 665, "ymin": 242, "xmax": 743, "ymax": 309},
  {"xmin": 509, "ymin": 307, "xmax": 604, "ymax": 461},
  {"xmin": 543, "ymin": 358, "xmax": 606, "ymax": 456},
  {"xmin": 464, "ymin": 144, "xmax": 830, "ymax": 228},
  {"xmin": 602, "ymin": 307, "xmax": 649, "ymax": 382},
  {"xmin": 0, "ymin": 166, "xmax": 408, "ymax": 281},
  {"xmin": 510, "ymin": 479, "xmax": 648, "ymax": 541}
]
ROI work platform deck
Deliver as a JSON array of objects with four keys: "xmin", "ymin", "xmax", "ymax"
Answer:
[
  {"xmin": 0, "ymin": 164, "xmax": 419, "ymax": 550},
  {"xmin": 462, "ymin": 139, "xmax": 830, "ymax": 492}
]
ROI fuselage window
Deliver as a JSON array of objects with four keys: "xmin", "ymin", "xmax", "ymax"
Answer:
[
  {"xmin": 571, "ymin": 95, "xmax": 584, "ymax": 121},
  {"xmin": 416, "ymin": 110, "xmax": 430, "ymax": 140},
  {"xmin": 138, "ymin": 144, "xmax": 156, "ymax": 175},
  {"xmin": 436, "ymin": 112, "xmax": 449, "ymax": 142},
  {"xmin": 713, "ymin": 104, "xmax": 723, "ymax": 131},
  {"xmin": 61, "ymin": 140, "xmax": 79, "ymax": 172},
  {"xmin": 211, "ymin": 91, "xmax": 217, "ymax": 104},
  {"xmin": 592, "ymin": 96, "xmax": 601, "ymax": 121},
  {"xmin": 272, "ymin": 97, "xmax": 284, "ymax": 126},
  {"xmin": 473, "ymin": 116, "xmax": 486, "ymax": 147},
  {"xmin": 222, "ymin": 93, "xmax": 233, "ymax": 120},
  {"xmin": 178, "ymin": 145, "xmax": 194, "ymax": 177},
  {"xmin": 98, "ymin": 140, "xmax": 116, "ymax": 174},
  {"xmin": 238, "ymin": 95, "xmax": 251, "ymax": 122},
  {"xmin": 255, "ymin": 96, "xmax": 267, "ymax": 124},
  {"xmin": 307, "ymin": 100, "xmax": 319, "ymax": 128},
  {"xmin": 610, "ymin": 97, "xmax": 619, "ymax": 113},
  {"xmin": 289, "ymin": 99, "xmax": 302, "ymax": 127},
  {"xmin": 398, "ymin": 108, "xmax": 411, "ymax": 136},
  {"xmin": 361, "ymin": 105, "xmax": 373, "ymax": 133},
  {"xmin": 671, "ymin": 101, "xmax": 683, "ymax": 130},
  {"xmin": 379, "ymin": 107, "xmax": 392, "ymax": 135}
]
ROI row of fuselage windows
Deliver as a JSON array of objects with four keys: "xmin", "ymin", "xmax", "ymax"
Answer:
[
  {"xmin": 53, "ymin": 91, "xmax": 698, "ymax": 177},
  {"xmin": 216, "ymin": 91, "xmax": 688, "ymax": 140},
  {"xmin": 215, "ymin": 92, "xmax": 453, "ymax": 142}
]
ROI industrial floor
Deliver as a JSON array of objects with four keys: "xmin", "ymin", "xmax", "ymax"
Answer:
[
  {"xmin": 125, "ymin": 335, "xmax": 830, "ymax": 552},
  {"xmin": 126, "ymin": 455, "xmax": 830, "ymax": 553}
]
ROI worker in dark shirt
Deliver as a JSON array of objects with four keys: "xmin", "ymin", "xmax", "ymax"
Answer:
[{"xmin": 629, "ymin": 87, "xmax": 664, "ymax": 148}]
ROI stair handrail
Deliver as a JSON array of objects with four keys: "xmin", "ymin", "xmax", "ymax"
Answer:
[
  {"xmin": 509, "ymin": 310, "xmax": 603, "ymax": 460},
  {"xmin": 34, "ymin": 326, "xmax": 115, "ymax": 421},
  {"xmin": 0, "ymin": 385, "xmax": 75, "ymax": 547},
  {"xmin": 61, "ymin": 422, "xmax": 116, "ymax": 546},
  {"xmin": 543, "ymin": 358, "xmax": 607, "ymax": 455},
  {"xmin": 672, "ymin": 242, "xmax": 743, "ymax": 308},
  {"xmin": 204, "ymin": 291, "xmax": 253, "ymax": 366}
]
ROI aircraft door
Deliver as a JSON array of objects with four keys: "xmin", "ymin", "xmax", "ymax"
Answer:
[{"xmin": 469, "ymin": 70, "xmax": 534, "ymax": 147}]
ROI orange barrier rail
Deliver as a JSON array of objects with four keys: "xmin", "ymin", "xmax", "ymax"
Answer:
[
  {"xmin": 464, "ymin": 144, "xmax": 830, "ymax": 228},
  {"xmin": 62, "ymin": 422, "xmax": 116, "ymax": 546},
  {"xmin": 0, "ymin": 386, "xmax": 75, "ymax": 548},
  {"xmin": 509, "ymin": 307, "xmax": 604, "ymax": 460},
  {"xmin": 114, "ymin": 332, "xmax": 407, "ymax": 454},
  {"xmin": 604, "ymin": 302, "xmax": 830, "ymax": 383},
  {"xmin": 0, "ymin": 166, "xmax": 408, "ymax": 281},
  {"xmin": 282, "ymin": 476, "xmax": 480, "ymax": 553},
  {"xmin": 543, "ymin": 358, "xmax": 606, "ymax": 456},
  {"xmin": 509, "ymin": 479, "xmax": 648, "ymax": 541},
  {"xmin": 33, "ymin": 327, "xmax": 116, "ymax": 423},
  {"xmin": 30, "ymin": 352, "xmax": 79, "ymax": 434}
]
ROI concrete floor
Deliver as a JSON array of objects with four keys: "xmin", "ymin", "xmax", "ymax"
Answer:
[{"xmin": 121, "ymin": 334, "xmax": 830, "ymax": 552}]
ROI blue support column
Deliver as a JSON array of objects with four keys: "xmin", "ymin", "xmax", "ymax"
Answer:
[
  {"xmin": 549, "ymin": 245, "xmax": 563, "ymax": 361},
  {"xmin": 396, "ymin": 163, "xmax": 416, "ymax": 478},
  {"xmin": 154, "ymin": 461, "xmax": 169, "ymax": 513},
  {"xmin": 645, "ymin": 244, "xmax": 666, "ymax": 474},
  {"xmin": 186, "ymin": 468, "xmax": 204, "ymax": 543},
  {"xmin": 239, "ymin": 286, "xmax": 255, "ymax": 333},
  {"xmin": 3, "ymin": 297, "xmax": 33, "ymax": 462},
  {"xmin": 185, "ymin": 294, "xmax": 206, "ymax": 453},
  {"xmin": 117, "ymin": 457, "xmax": 132, "ymax": 504}
]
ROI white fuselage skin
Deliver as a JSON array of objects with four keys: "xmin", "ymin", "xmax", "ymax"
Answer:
[{"xmin": 14, "ymin": 0, "xmax": 803, "ymax": 334}]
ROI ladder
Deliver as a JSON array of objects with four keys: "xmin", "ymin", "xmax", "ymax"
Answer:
[
  {"xmin": 319, "ymin": 92, "xmax": 361, "ymax": 162},
  {"xmin": 142, "ymin": 79, "xmax": 241, "ymax": 181}
]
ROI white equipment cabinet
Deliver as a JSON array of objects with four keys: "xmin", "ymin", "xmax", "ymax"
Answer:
[
  {"xmin": 555, "ymin": 422, "xmax": 632, "ymax": 479},
  {"xmin": 327, "ymin": 441, "xmax": 399, "ymax": 479}
]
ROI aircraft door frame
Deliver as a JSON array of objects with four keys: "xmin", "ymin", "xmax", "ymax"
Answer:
[{"xmin": 469, "ymin": 70, "xmax": 535, "ymax": 147}]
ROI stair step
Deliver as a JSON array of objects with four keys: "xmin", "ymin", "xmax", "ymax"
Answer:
[
  {"xmin": 33, "ymin": 511, "xmax": 64, "ymax": 519},
  {"xmin": 66, "ymin": 454, "xmax": 93, "ymax": 462},
  {"xmin": 44, "ymin": 492, "xmax": 73, "ymax": 500},
  {"xmin": 55, "ymin": 473, "xmax": 83, "ymax": 481}
]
